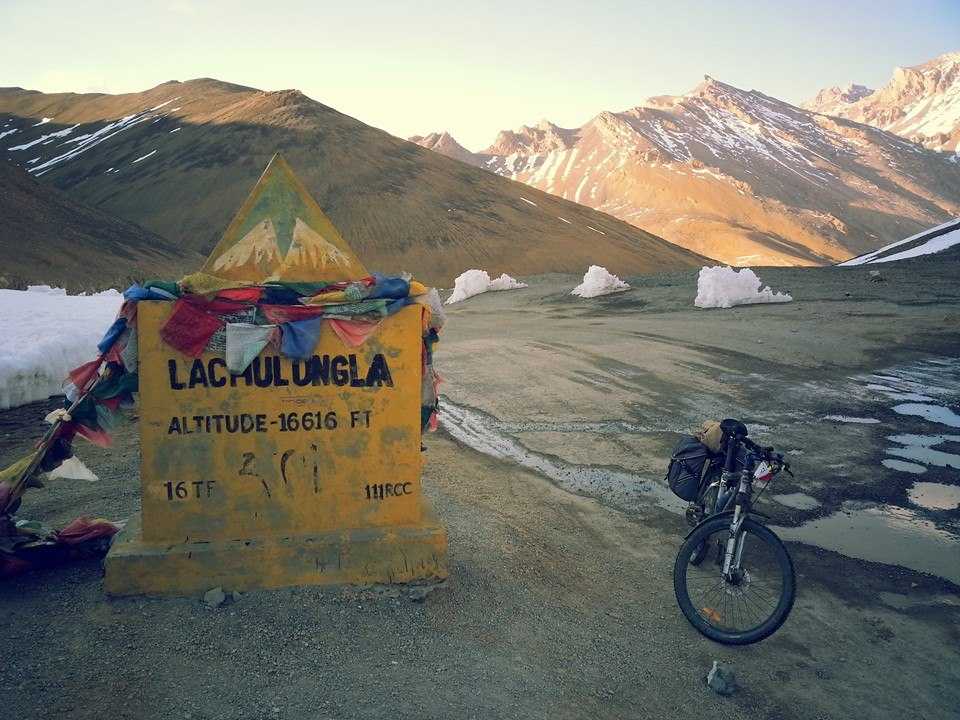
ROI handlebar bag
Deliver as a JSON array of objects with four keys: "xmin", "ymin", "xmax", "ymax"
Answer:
[{"xmin": 665, "ymin": 436, "xmax": 712, "ymax": 501}]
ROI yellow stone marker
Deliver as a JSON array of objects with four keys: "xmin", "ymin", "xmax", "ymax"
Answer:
[{"xmin": 104, "ymin": 155, "xmax": 447, "ymax": 595}]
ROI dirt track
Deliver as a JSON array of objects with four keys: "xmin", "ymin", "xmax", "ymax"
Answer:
[{"xmin": 1, "ymin": 261, "xmax": 959, "ymax": 719}]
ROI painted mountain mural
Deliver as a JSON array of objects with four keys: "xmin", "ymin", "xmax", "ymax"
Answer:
[{"xmin": 202, "ymin": 154, "xmax": 368, "ymax": 283}]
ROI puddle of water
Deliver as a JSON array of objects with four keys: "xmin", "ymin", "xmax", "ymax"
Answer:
[
  {"xmin": 774, "ymin": 501, "xmax": 960, "ymax": 585},
  {"xmin": 771, "ymin": 492, "xmax": 822, "ymax": 510},
  {"xmin": 881, "ymin": 458, "xmax": 927, "ymax": 474},
  {"xmin": 822, "ymin": 415, "xmax": 880, "ymax": 424},
  {"xmin": 494, "ymin": 419, "xmax": 655, "ymax": 434},
  {"xmin": 865, "ymin": 384, "xmax": 934, "ymax": 402},
  {"xmin": 908, "ymin": 483, "xmax": 960, "ymax": 511},
  {"xmin": 892, "ymin": 403, "xmax": 960, "ymax": 428},
  {"xmin": 440, "ymin": 400, "xmax": 687, "ymax": 514},
  {"xmin": 442, "ymin": 357, "xmax": 960, "ymax": 586},
  {"xmin": 885, "ymin": 433, "xmax": 960, "ymax": 469}
]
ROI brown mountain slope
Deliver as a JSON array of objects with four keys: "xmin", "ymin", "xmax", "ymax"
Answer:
[
  {"xmin": 0, "ymin": 80, "xmax": 708, "ymax": 285},
  {"xmin": 412, "ymin": 78, "xmax": 960, "ymax": 266},
  {"xmin": 0, "ymin": 159, "xmax": 200, "ymax": 291}
]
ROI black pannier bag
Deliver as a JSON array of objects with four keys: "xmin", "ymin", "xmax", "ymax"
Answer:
[{"xmin": 666, "ymin": 436, "xmax": 712, "ymax": 501}]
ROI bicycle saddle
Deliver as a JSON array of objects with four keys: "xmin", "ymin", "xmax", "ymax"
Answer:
[{"xmin": 720, "ymin": 418, "xmax": 748, "ymax": 438}]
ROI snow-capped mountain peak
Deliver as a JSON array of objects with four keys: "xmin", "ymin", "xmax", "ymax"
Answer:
[
  {"xmin": 411, "ymin": 68, "xmax": 960, "ymax": 268},
  {"xmin": 805, "ymin": 50, "xmax": 960, "ymax": 151},
  {"xmin": 802, "ymin": 83, "xmax": 875, "ymax": 114}
]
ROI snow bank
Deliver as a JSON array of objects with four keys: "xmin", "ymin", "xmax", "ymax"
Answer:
[
  {"xmin": 839, "ymin": 218, "xmax": 960, "ymax": 266},
  {"xmin": 571, "ymin": 265, "xmax": 629, "ymax": 298},
  {"xmin": 48, "ymin": 455, "xmax": 99, "ymax": 481},
  {"xmin": 0, "ymin": 287, "xmax": 122, "ymax": 409},
  {"xmin": 695, "ymin": 266, "xmax": 792, "ymax": 309},
  {"xmin": 446, "ymin": 270, "xmax": 528, "ymax": 304}
]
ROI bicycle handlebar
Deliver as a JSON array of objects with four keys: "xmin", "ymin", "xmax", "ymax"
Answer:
[{"xmin": 741, "ymin": 437, "xmax": 790, "ymax": 470}]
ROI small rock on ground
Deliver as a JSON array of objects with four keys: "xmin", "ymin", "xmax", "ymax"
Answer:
[
  {"xmin": 706, "ymin": 661, "xmax": 737, "ymax": 696},
  {"xmin": 203, "ymin": 587, "xmax": 226, "ymax": 609}
]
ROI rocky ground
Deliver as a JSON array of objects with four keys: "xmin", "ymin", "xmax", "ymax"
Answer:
[{"xmin": 1, "ymin": 260, "xmax": 959, "ymax": 719}]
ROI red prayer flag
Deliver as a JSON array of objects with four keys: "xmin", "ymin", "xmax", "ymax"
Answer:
[{"xmin": 160, "ymin": 299, "xmax": 224, "ymax": 358}]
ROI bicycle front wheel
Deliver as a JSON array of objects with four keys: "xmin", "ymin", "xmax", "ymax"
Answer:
[{"xmin": 674, "ymin": 515, "xmax": 795, "ymax": 645}]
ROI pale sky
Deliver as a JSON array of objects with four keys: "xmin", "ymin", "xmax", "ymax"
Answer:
[{"xmin": 1, "ymin": 0, "xmax": 958, "ymax": 150}]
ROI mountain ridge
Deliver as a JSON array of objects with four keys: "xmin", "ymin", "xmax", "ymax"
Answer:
[
  {"xmin": 803, "ymin": 51, "xmax": 960, "ymax": 152},
  {"xmin": 0, "ymin": 159, "xmax": 200, "ymax": 290},
  {"xmin": 411, "ymin": 72, "xmax": 960, "ymax": 265},
  {"xmin": 0, "ymin": 80, "xmax": 709, "ymax": 286}
]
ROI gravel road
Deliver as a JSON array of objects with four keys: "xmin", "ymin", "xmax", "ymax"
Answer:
[{"xmin": 2, "ymin": 260, "xmax": 959, "ymax": 719}]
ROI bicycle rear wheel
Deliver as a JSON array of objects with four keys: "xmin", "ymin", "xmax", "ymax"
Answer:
[{"xmin": 674, "ymin": 515, "xmax": 795, "ymax": 645}]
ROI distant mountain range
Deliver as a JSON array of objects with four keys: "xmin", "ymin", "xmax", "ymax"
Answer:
[
  {"xmin": 803, "ymin": 51, "xmax": 960, "ymax": 153},
  {"xmin": 411, "ymin": 51, "xmax": 960, "ymax": 266},
  {"xmin": 0, "ymin": 80, "xmax": 706, "ymax": 286},
  {"xmin": 0, "ymin": 160, "xmax": 199, "ymax": 290}
]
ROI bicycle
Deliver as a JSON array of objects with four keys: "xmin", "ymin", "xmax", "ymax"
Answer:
[{"xmin": 673, "ymin": 419, "xmax": 796, "ymax": 645}]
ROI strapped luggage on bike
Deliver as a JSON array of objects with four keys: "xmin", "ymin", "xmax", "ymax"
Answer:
[{"xmin": 665, "ymin": 436, "xmax": 713, "ymax": 501}]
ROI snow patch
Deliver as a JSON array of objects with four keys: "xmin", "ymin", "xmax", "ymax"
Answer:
[
  {"xmin": 27, "ymin": 285, "xmax": 67, "ymax": 295},
  {"xmin": 839, "ymin": 218, "xmax": 960, "ymax": 265},
  {"xmin": 571, "ymin": 266, "xmax": 630, "ymax": 298},
  {"xmin": 8, "ymin": 124, "xmax": 79, "ymax": 151},
  {"xmin": 695, "ymin": 266, "xmax": 792, "ymax": 308},
  {"xmin": 132, "ymin": 149, "xmax": 157, "ymax": 163},
  {"xmin": 823, "ymin": 415, "xmax": 881, "ymax": 424},
  {"xmin": 48, "ymin": 455, "xmax": 99, "ymax": 481},
  {"xmin": 445, "ymin": 270, "xmax": 528, "ymax": 304},
  {"xmin": 0, "ymin": 288, "xmax": 123, "ymax": 409},
  {"xmin": 519, "ymin": 197, "xmax": 537, "ymax": 207},
  {"xmin": 32, "ymin": 117, "xmax": 52, "ymax": 127},
  {"xmin": 891, "ymin": 403, "xmax": 960, "ymax": 428},
  {"xmin": 557, "ymin": 216, "xmax": 571, "ymax": 224}
]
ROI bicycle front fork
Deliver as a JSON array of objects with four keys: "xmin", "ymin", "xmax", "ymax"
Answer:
[{"xmin": 722, "ymin": 506, "xmax": 747, "ymax": 578}]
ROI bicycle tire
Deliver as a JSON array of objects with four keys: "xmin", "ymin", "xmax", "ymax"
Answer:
[{"xmin": 674, "ymin": 515, "xmax": 795, "ymax": 645}]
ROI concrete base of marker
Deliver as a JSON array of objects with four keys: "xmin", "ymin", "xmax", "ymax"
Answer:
[{"xmin": 104, "ymin": 507, "xmax": 448, "ymax": 596}]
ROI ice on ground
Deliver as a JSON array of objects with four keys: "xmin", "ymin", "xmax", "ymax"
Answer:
[
  {"xmin": 571, "ymin": 266, "xmax": 630, "ymax": 298},
  {"xmin": 27, "ymin": 285, "xmax": 67, "ymax": 295},
  {"xmin": 891, "ymin": 403, "xmax": 960, "ymax": 428},
  {"xmin": 0, "ymin": 287, "xmax": 122, "ymax": 409},
  {"xmin": 771, "ymin": 492, "xmax": 822, "ymax": 510},
  {"xmin": 882, "ymin": 458, "xmax": 927, "ymax": 474},
  {"xmin": 48, "ymin": 455, "xmax": 99, "ymax": 481},
  {"xmin": 695, "ymin": 266, "xmax": 792, "ymax": 308},
  {"xmin": 445, "ymin": 270, "xmax": 528, "ymax": 304},
  {"xmin": 823, "ymin": 415, "xmax": 881, "ymax": 424}
]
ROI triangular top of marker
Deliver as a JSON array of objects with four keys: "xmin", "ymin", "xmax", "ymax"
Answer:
[{"xmin": 201, "ymin": 153, "xmax": 368, "ymax": 283}]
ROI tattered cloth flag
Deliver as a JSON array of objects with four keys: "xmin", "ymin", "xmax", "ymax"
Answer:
[{"xmin": 226, "ymin": 323, "xmax": 277, "ymax": 374}]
